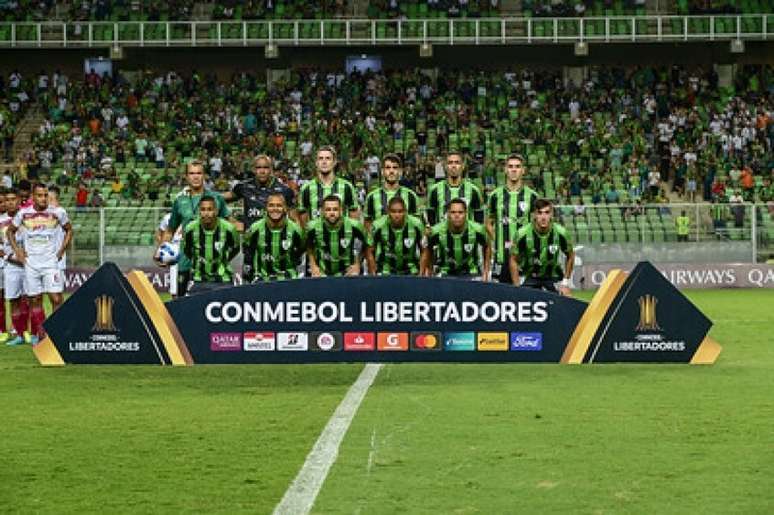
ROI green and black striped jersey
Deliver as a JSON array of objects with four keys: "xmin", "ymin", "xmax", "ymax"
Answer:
[
  {"xmin": 181, "ymin": 218, "xmax": 240, "ymax": 283},
  {"xmin": 370, "ymin": 214, "xmax": 425, "ymax": 275},
  {"xmin": 298, "ymin": 177, "xmax": 359, "ymax": 219},
  {"xmin": 511, "ymin": 222, "xmax": 572, "ymax": 281},
  {"xmin": 487, "ymin": 185, "xmax": 539, "ymax": 264},
  {"xmin": 427, "ymin": 220, "xmax": 489, "ymax": 276},
  {"xmin": 244, "ymin": 218, "xmax": 305, "ymax": 281},
  {"xmin": 168, "ymin": 189, "xmax": 230, "ymax": 272},
  {"xmin": 425, "ymin": 179, "xmax": 484, "ymax": 226},
  {"xmin": 364, "ymin": 186, "xmax": 420, "ymax": 221},
  {"xmin": 306, "ymin": 218, "xmax": 370, "ymax": 277}
]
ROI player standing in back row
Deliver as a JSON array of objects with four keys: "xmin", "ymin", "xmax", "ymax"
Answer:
[
  {"xmin": 7, "ymin": 183, "xmax": 73, "ymax": 343},
  {"xmin": 297, "ymin": 146, "xmax": 359, "ymax": 229},
  {"xmin": 363, "ymin": 154, "xmax": 420, "ymax": 233},
  {"xmin": 486, "ymin": 154, "xmax": 538, "ymax": 284},
  {"xmin": 2, "ymin": 188, "xmax": 27, "ymax": 345},
  {"xmin": 425, "ymin": 151, "xmax": 485, "ymax": 227}
]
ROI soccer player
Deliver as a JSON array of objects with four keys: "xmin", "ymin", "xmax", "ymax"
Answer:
[
  {"xmin": 179, "ymin": 195, "xmax": 240, "ymax": 295},
  {"xmin": 243, "ymin": 193, "xmax": 304, "ymax": 282},
  {"xmin": 0, "ymin": 188, "xmax": 8, "ymax": 341},
  {"xmin": 47, "ymin": 185, "xmax": 67, "ymax": 310},
  {"xmin": 306, "ymin": 195, "xmax": 369, "ymax": 277},
  {"xmin": 7, "ymin": 183, "xmax": 73, "ymax": 343},
  {"xmin": 424, "ymin": 151, "xmax": 485, "ymax": 227},
  {"xmin": 224, "ymin": 154, "xmax": 295, "ymax": 279},
  {"xmin": 422, "ymin": 198, "xmax": 491, "ymax": 280},
  {"xmin": 363, "ymin": 154, "xmax": 420, "ymax": 233},
  {"xmin": 297, "ymin": 146, "xmax": 359, "ymax": 229},
  {"xmin": 2, "ymin": 188, "xmax": 27, "ymax": 345},
  {"xmin": 486, "ymin": 154, "xmax": 539, "ymax": 284},
  {"xmin": 156, "ymin": 213, "xmax": 182, "ymax": 297},
  {"xmin": 366, "ymin": 196, "xmax": 425, "ymax": 276},
  {"xmin": 509, "ymin": 198, "xmax": 575, "ymax": 296},
  {"xmin": 156, "ymin": 160, "xmax": 230, "ymax": 297}
]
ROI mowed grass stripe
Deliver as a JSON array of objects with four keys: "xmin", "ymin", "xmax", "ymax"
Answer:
[
  {"xmin": 313, "ymin": 290, "xmax": 774, "ymax": 513},
  {"xmin": 0, "ymin": 351, "xmax": 363, "ymax": 513}
]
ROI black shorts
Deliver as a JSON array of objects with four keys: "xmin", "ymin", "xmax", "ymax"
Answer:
[
  {"xmin": 177, "ymin": 270, "xmax": 192, "ymax": 297},
  {"xmin": 522, "ymin": 277, "xmax": 560, "ymax": 293}
]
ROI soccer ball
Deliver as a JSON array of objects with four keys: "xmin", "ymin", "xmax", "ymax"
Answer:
[{"xmin": 157, "ymin": 242, "xmax": 180, "ymax": 265}]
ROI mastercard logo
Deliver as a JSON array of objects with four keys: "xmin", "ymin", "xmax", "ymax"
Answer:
[{"xmin": 411, "ymin": 332, "xmax": 441, "ymax": 351}]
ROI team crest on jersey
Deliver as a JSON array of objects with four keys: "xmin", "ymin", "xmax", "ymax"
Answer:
[
  {"xmin": 340, "ymin": 238, "xmax": 350, "ymax": 248},
  {"xmin": 519, "ymin": 201, "xmax": 528, "ymax": 212},
  {"xmin": 404, "ymin": 238, "xmax": 414, "ymax": 248},
  {"xmin": 548, "ymin": 244, "xmax": 559, "ymax": 254},
  {"xmin": 214, "ymin": 241, "xmax": 225, "ymax": 252},
  {"xmin": 463, "ymin": 243, "xmax": 474, "ymax": 253},
  {"xmin": 281, "ymin": 239, "xmax": 292, "ymax": 250}
]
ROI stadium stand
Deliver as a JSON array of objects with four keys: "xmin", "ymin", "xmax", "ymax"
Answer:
[{"xmin": 0, "ymin": 63, "xmax": 766, "ymax": 259}]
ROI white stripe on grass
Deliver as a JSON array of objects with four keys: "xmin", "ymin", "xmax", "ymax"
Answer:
[{"xmin": 273, "ymin": 363, "xmax": 382, "ymax": 515}]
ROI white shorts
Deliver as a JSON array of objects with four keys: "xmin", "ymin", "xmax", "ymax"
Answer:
[
  {"xmin": 24, "ymin": 266, "xmax": 64, "ymax": 296},
  {"xmin": 4, "ymin": 266, "xmax": 26, "ymax": 300},
  {"xmin": 169, "ymin": 264, "xmax": 178, "ymax": 296}
]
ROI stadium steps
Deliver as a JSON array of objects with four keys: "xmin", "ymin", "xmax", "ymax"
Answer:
[{"xmin": 11, "ymin": 102, "xmax": 44, "ymax": 163}]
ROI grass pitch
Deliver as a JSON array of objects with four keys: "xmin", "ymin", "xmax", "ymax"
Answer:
[{"xmin": 1, "ymin": 289, "xmax": 773, "ymax": 513}]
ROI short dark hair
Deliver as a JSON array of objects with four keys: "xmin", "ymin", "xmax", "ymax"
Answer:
[
  {"xmin": 446, "ymin": 198, "xmax": 468, "ymax": 211},
  {"xmin": 446, "ymin": 150, "xmax": 464, "ymax": 162},
  {"xmin": 383, "ymin": 153, "xmax": 402, "ymax": 168},
  {"xmin": 388, "ymin": 196, "xmax": 406, "ymax": 209},
  {"xmin": 199, "ymin": 194, "xmax": 217, "ymax": 208},
  {"xmin": 266, "ymin": 192, "xmax": 286, "ymax": 205},
  {"xmin": 532, "ymin": 198, "xmax": 553, "ymax": 212},
  {"xmin": 322, "ymin": 194, "xmax": 341, "ymax": 206},
  {"xmin": 18, "ymin": 179, "xmax": 31, "ymax": 192},
  {"xmin": 33, "ymin": 182, "xmax": 48, "ymax": 193},
  {"xmin": 5, "ymin": 187, "xmax": 18, "ymax": 196},
  {"xmin": 48, "ymin": 185, "xmax": 60, "ymax": 197}
]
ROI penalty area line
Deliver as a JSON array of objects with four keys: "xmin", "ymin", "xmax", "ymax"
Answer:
[{"xmin": 273, "ymin": 363, "xmax": 382, "ymax": 515}]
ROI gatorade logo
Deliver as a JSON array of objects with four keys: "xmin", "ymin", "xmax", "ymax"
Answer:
[{"xmin": 377, "ymin": 333, "xmax": 408, "ymax": 351}]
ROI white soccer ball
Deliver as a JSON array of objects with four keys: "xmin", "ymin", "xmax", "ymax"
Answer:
[{"xmin": 158, "ymin": 242, "xmax": 180, "ymax": 265}]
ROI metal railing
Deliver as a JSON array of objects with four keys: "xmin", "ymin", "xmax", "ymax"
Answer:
[
  {"xmin": 0, "ymin": 15, "xmax": 771, "ymax": 48},
  {"xmin": 63, "ymin": 203, "xmax": 774, "ymax": 269}
]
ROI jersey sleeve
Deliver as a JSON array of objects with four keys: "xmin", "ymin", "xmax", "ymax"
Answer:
[
  {"xmin": 168, "ymin": 197, "xmax": 182, "ymax": 232},
  {"xmin": 180, "ymin": 226, "xmax": 194, "ymax": 260},
  {"xmin": 408, "ymin": 190, "xmax": 420, "ymax": 217},
  {"xmin": 290, "ymin": 225, "xmax": 305, "ymax": 259},
  {"xmin": 471, "ymin": 185, "xmax": 485, "ymax": 223},
  {"xmin": 487, "ymin": 190, "xmax": 497, "ymax": 218},
  {"xmin": 231, "ymin": 182, "xmax": 244, "ymax": 200},
  {"xmin": 345, "ymin": 181, "xmax": 359, "ymax": 211},
  {"xmin": 283, "ymin": 185, "xmax": 296, "ymax": 208},
  {"xmin": 243, "ymin": 221, "xmax": 260, "ymax": 251},
  {"xmin": 475, "ymin": 225, "xmax": 489, "ymax": 247},
  {"xmin": 425, "ymin": 186, "xmax": 438, "ymax": 226},
  {"xmin": 559, "ymin": 228, "xmax": 573, "ymax": 254},
  {"xmin": 11, "ymin": 210, "xmax": 23, "ymax": 228},
  {"xmin": 56, "ymin": 207, "xmax": 70, "ymax": 227},
  {"xmin": 217, "ymin": 194, "xmax": 230, "ymax": 218},
  {"xmin": 297, "ymin": 184, "xmax": 310, "ymax": 214},
  {"xmin": 225, "ymin": 223, "xmax": 240, "ymax": 260},
  {"xmin": 364, "ymin": 192, "xmax": 376, "ymax": 221}
]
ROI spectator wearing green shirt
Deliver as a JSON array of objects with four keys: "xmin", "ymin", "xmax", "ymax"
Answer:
[
  {"xmin": 155, "ymin": 160, "xmax": 231, "ymax": 297},
  {"xmin": 676, "ymin": 210, "xmax": 691, "ymax": 242}
]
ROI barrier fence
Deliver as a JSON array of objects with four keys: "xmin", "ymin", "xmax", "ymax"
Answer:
[{"xmin": 64, "ymin": 202, "xmax": 774, "ymax": 271}]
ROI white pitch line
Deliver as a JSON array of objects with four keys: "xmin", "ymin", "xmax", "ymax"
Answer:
[{"xmin": 273, "ymin": 363, "xmax": 382, "ymax": 515}]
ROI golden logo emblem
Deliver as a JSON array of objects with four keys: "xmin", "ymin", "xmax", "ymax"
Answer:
[
  {"xmin": 93, "ymin": 295, "xmax": 117, "ymax": 332},
  {"xmin": 636, "ymin": 295, "xmax": 660, "ymax": 332}
]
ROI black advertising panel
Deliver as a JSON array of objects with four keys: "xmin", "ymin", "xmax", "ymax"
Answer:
[
  {"xmin": 164, "ymin": 276, "xmax": 588, "ymax": 364},
  {"xmin": 582, "ymin": 262, "xmax": 713, "ymax": 363},
  {"xmin": 42, "ymin": 263, "xmax": 170, "ymax": 365}
]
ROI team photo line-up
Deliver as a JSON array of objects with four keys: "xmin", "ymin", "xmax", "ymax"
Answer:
[{"xmin": 153, "ymin": 147, "xmax": 574, "ymax": 297}]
